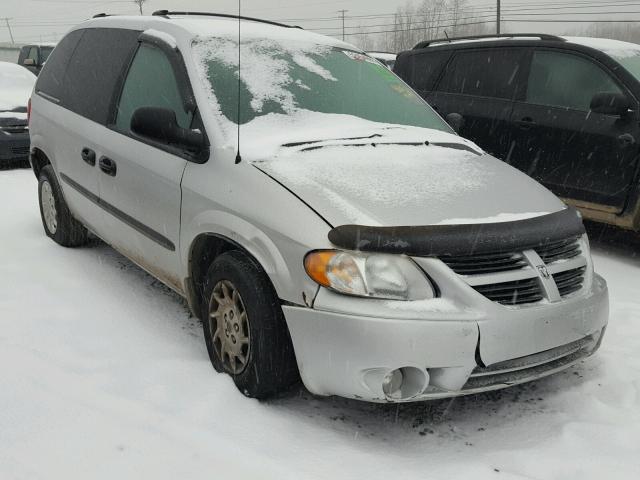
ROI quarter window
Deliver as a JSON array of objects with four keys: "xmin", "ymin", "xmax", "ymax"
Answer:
[
  {"xmin": 115, "ymin": 44, "xmax": 192, "ymax": 133},
  {"xmin": 402, "ymin": 50, "xmax": 450, "ymax": 92},
  {"xmin": 62, "ymin": 28, "xmax": 140, "ymax": 124},
  {"xmin": 526, "ymin": 50, "xmax": 623, "ymax": 111},
  {"xmin": 437, "ymin": 48, "xmax": 524, "ymax": 99}
]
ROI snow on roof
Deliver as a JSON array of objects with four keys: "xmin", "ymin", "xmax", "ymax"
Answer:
[
  {"xmin": 366, "ymin": 52, "xmax": 397, "ymax": 60},
  {"xmin": 564, "ymin": 36, "xmax": 640, "ymax": 58},
  {"xmin": 0, "ymin": 61, "xmax": 35, "ymax": 111},
  {"xmin": 78, "ymin": 15, "xmax": 354, "ymax": 51}
]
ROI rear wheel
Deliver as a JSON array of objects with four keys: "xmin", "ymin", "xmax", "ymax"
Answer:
[
  {"xmin": 38, "ymin": 165, "xmax": 88, "ymax": 247},
  {"xmin": 202, "ymin": 250, "xmax": 299, "ymax": 399}
]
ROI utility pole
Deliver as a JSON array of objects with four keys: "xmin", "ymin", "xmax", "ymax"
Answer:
[
  {"xmin": 2, "ymin": 18, "xmax": 15, "ymax": 45},
  {"xmin": 496, "ymin": 0, "xmax": 501, "ymax": 34},
  {"xmin": 337, "ymin": 9, "xmax": 348, "ymax": 41}
]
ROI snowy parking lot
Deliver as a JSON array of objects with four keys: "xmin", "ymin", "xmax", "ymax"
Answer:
[{"xmin": 1, "ymin": 167, "xmax": 639, "ymax": 479}]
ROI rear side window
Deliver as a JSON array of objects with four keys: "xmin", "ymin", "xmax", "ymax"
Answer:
[
  {"xmin": 526, "ymin": 50, "xmax": 623, "ymax": 111},
  {"xmin": 436, "ymin": 48, "xmax": 524, "ymax": 99},
  {"xmin": 402, "ymin": 51, "xmax": 450, "ymax": 92},
  {"xmin": 26, "ymin": 47, "xmax": 38, "ymax": 62},
  {"xmin": 36, "ymin": 30, "xmax": 83, "ymax": 101},
  {"xmin": 63, "ymin": 28, "xmax": 140, "ymax": 124},
  {"xmin": 115, "ymin": 43, "xmax": 192, "ymax": 133}
]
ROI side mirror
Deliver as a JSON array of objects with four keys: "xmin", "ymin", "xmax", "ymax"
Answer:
[
  {"xmin": 446, "ymin": 112, "xmax": 464, "ymax": 133},
  {"xmin": 23, "ymin": 58, "xmax": 35, "ymax": 66},
  {"xmin": 130, "ymin": 107, "xmax": 204, "ymax": 152},
  {"xmin": 590, "ymin": 92, "xmax": 630, "ymax": 116}
]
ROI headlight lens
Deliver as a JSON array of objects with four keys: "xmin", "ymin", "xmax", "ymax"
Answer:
[{"xmin": 304, "ymin": 250, "xmax": 435, "ymax": 300}]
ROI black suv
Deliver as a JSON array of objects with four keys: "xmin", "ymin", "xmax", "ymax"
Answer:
[
  {"xmin": 18, "ymin": 44, "xmax": 55, "ymax": 75},
  {"xmin": 395, "ymin": 34, "xmax": 640, "ymax": 232}
]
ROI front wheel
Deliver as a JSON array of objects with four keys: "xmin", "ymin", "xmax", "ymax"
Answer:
[
  {"xmin": 38, "ymin": 165, "xmax": 88, "ymax": 247},
  {"xmin": 202, "ymin": 250, "xmax": 299, "ymax": 399}
]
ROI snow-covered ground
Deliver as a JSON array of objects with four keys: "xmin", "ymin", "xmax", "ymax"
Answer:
[{"xmin": 1, "ymin": 168, "xmax": 639, "ymax": 479}]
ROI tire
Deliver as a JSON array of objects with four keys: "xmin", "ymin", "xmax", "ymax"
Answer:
[
  {"xmin": 202, "ymin": 250, "xmax": 299, "ymax": 399},
  {"xmin": 38, "ymin": 164, "xmax": 88, "ymax": 247}
]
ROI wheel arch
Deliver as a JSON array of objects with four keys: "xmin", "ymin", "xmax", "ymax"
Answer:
[
  {"xmin": 185, "ymin": 232, "xmax": 292, "ymax": 320},
  {"xmin": 30, "ymin": 147, "xmax": 51, "ymax": 179}
]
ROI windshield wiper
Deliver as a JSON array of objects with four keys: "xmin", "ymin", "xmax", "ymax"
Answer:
[
  {"xmin": 296, "ymin": 140, "xmax": 481, "ymax": 155},
  {"xmin": 281, "ymin": 133, "xmax": 382, "ymax": 148}
]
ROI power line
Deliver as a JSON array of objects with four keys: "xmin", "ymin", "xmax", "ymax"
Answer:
[
  {"xmin": 337, "ymin": 9, "xmax": 348, "ymax": 41},
  {"xmin": 2, "ymin": 18, "xmax": 15, "ymax": 45}
]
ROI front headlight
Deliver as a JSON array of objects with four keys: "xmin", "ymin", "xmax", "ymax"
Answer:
[{"xmin": 304, "ymin": 250, "xmax": 436, "ymax": 300}]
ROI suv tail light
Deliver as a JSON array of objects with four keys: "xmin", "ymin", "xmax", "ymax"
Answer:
[{"xmin": 27, "ymin": 98, "xmax": 32, "ymax": 125}]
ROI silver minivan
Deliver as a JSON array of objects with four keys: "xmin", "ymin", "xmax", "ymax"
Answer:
[{"xmin": 29, "ymin": 12, "xmax": 608, "ymax": 402}]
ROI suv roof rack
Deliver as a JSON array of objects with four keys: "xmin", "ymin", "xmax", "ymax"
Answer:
[
  {"xmin": 152, "ymin": 10, "xmax": 302, "ymax": 29},
  {"xmin": 92, "ymin": 13, "xmax": 110, "ymax": 18},
  {"xmin": 413, "ymin": 33, "xmax": 565, "ymax": 49}
]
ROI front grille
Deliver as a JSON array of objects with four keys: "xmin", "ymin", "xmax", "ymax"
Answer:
[
  {"xmin": 440, "ymin": 251, "xmax": 527, "ymax": 275},
  {"xmin": 554, "ymin": 266, "xmax": 586, "ymax": 297},
  {"xmin": 10, "ymin": 146, "xmax": 29, "ymax": 156},
  {"xmin": 473, "ymin": 277, "xmax": 543, "ymax": 305},
  {"xmin": 535, "ymin": 236, "xmax": 581, "ymax": 263}
]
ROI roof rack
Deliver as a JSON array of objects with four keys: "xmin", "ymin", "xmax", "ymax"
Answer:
[
  {"xmin": 152, "ymin": 10, "xmax": 302, "ymax": 29},
  {"xmin": 92, "ymin": 13, "xmax": 110, "ymax": 18},
  {"xmin": 413, "ymin": 33, "xmax": 565, "ymax": 49}
]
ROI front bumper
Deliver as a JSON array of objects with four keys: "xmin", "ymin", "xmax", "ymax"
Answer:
[
  {"xmin": 283, "ymin": 272, "xmax": 608, "ymax": 403},
  {"xmin": 0, "ymin": 133, "xmax": 30, "ymax": 163}
]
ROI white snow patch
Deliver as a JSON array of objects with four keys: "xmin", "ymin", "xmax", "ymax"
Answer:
[
  {"xmin": 192, "ymin": 37, "xmax": 335, "ymax": 115},
  {"xmin": 565, "ymin": 36, "xmax": 640, "ymax": 59},
  {"xmin": 0, "ymin": 62, "xmax": 35, "ymax": 112}
]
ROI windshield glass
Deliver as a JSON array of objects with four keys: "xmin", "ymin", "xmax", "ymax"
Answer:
[
  {"xmin": 607, "ymin": 50, "xmax": 640, "ymax": 81},
  {"xmin": 192, "ymin": 37, "xmax": 450, "ymax": 132},
  {"xmin": 40, "ymin": 46, "xmax": 54, "ymax": 62}
]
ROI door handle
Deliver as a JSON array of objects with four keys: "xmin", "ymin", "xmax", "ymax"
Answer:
[
  {"xmin": 81, "ymin": 147, "xmax": 96, "ymax": 166},
  {"xmin": 617, "ymin": 133, "xmax": 636, "ymax": 148},
  {"xmin": 515, "ymin": 117, "xmax": 537, "ymax": 129},
  {"xmin": 98, "ymin": 156, "xmax": 117, "ymax": 177}
]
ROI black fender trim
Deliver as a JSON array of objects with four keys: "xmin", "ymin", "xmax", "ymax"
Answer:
[{"xmin": 328, "ymin": 208, "xmax": 585, "ymax": 256}]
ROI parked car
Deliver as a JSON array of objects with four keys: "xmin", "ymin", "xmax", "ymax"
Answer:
[
  {"xmin": 395, "ymin": 34, "xmax": 640, "ymax": 232},
  {"xmin": 0, "ymin": 61, "xmax": 35, "ymax": 167},
  {"xmin": 29, "ymin": 14, "xmax": 608, "ymax": 402},
  {"xmin": 18, "ymin": 43, "xmax": 55, "ymax": 75},
  {"xmin": 366, "ymin": 51, "xmax": 396, "ymax": 69}
]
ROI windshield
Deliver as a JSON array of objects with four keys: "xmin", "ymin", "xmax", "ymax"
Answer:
[
  {"xmin": 192, "ymin": 37, "xmax": 449, "ymax": 132},
  {"xmin": 40, "ymin": 46, "xmax": 54, "ymax": 62},
  {"xmin": 607, "ymin": 50, "xmax": 640, "ymax": 81}
]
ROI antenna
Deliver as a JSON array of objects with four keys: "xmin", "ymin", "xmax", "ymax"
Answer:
[{"xmin": 234, "ymin": 0, "xmax": 242, "ymax": 164}]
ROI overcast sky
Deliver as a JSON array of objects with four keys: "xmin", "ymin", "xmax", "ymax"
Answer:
[{"xmin": 1, "ymin": 0, "xmax": 638, "ymax": 45}]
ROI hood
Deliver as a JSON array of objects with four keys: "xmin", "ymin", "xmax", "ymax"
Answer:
[{"xmin": 255, "ymin": 140, "xmax": 566, "ymax": 227}]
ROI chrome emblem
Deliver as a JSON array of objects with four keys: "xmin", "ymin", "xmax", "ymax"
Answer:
[{"xmin": 537, "ymin": 265, "xmax": 550, "ymax": 279}]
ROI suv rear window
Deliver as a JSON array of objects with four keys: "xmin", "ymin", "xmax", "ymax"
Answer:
[
  {"xmin": 36, "ymin": 30, "xmax": 83, "ymax": 101},
  {"xmin": 436, "ymin": 48, "xmax": 524, "ymax": 100},
  {"xmin": 397, "ymin": 50, "xmax": 450, "ymax": 92},
  {"xmin": 63, "ymin": 28, "xmax": 140, "ymax": 124}
]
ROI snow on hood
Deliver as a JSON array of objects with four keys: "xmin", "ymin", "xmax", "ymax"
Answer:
[
  {"xmin": 0, "ymin": 62, "xmax": 35, "ymax": 112},
  {"xmin": 237, "ymin": 110, "xmax": 478, "ymax": 160},
  {"xmin": 255, "ymin": 141, "xmax": 565, "ymax": 227}
]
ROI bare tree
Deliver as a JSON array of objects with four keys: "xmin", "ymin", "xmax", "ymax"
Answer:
[
  {"xmin": 132, "ymin": 0, "xmax": 148, "ymax": 15},
  {"xmin": 371, "ymin": 0, "xmax": 490, "ymax": 53}
]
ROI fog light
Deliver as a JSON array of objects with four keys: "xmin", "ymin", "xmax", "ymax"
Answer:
[{"xmin": 382, "ymin": 369, "xmax": 403, "ymax": 396}]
